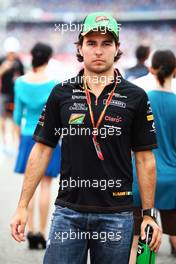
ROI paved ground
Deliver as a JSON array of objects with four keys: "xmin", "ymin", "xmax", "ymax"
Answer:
[{"xmin": 0, "ymin": 150, "xmax": 175, "ymax": 264}]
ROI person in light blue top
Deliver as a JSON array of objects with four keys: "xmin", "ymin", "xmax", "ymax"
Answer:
[
  {"xmin": 13, "ymin": 42, "xmax": 61, "ymax": 250},
  {"xmin": 14, "ymin": 77, "xmax": 57, "ymax": 135},
  {"xmin": 131, "ymin": 50, "xmax": 176, "ymax": 261}
]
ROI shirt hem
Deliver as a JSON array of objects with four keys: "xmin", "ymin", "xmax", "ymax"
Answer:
[
  {"xmin": 55, "ymin": 199, "xmax": 133, "ymax": 213},
  {"xmin": 33, "ymin": 135, "xmax": 56, "ymax": 148}
]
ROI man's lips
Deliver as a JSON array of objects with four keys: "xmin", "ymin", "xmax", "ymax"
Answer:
[{"xmin": 92, "ymin": 59, "xmax": 105, "ymax": 63}]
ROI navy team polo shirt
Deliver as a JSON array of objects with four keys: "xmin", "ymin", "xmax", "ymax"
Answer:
[{"xmin": 33, "ymin": 69, "xmax": 157, "ymax": 213}]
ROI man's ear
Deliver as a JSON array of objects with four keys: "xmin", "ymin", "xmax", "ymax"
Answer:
[
  {"xmin": 115, "ymin": 42, "xmax": 120, "ymax": 56},
  {"xmin": 79, "ymin": 47, "xmax": 83, "ymax": 57}
]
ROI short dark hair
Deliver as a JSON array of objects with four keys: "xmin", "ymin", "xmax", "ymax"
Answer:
[
  {"xmin": 135, "ymin": 45, "xmax": 150, "ymax": 61},
  {"xmin": 152, "ymin": 49, "xmax": 176, "ymax": 86},
  {"xmin": 31, "ymin": 42, "xmax": 53, "ymax": 68},
  {"xmin": 74, "ymin": 36, "xmax": 122, "ymax": 63}
]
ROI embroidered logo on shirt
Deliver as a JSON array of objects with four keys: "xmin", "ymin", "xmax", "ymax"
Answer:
[
  {"xmin": 103, "ymin": 125, "xmax": 122, "ymax": 136},
  {"xmin": 109, "ymin": 92, "xmax": 127, "ymax": 99},
  {"xmin": 147, "ymin": 101, "xmax": 152, "ymax": 114},
  {"xmin": 73, "ymin": 89, "xmax": 85, "ymax": 94},
  {"xmin": 38, "ymin": 106, "xmax": 46, "ymax": 126},
  {"xmin": 69, "ymin": 113, "xmax": 85, "ymax": 124},
  {"xmin": 72, "ymin": 95, "xmax": 86, "ymax": 100},
  {"xmin": 103, "ymin": 99, "xmax": 126, "ymax": 108},
  {"xmin": 147, "ymin": 114, "xmax": 154, "ymax": 121},
  {"xmin": 112, "ymin": 191, "xmax": 132, "ymax": 197},
  {"xmin": 69, "ymin": 103, "xmax": 88, "ymax": 111},
  {"xmin": 105, "ymin": 115, "xmax": 123, "ymax": 123},
  {"xmin": 150, "ymin": 121, "xmax": 156, "ymax": 133}
]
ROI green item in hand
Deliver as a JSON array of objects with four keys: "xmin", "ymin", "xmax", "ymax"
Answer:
[{"xmin": 136, "ymin": 225, "xmax": 156, "ymax": 264}]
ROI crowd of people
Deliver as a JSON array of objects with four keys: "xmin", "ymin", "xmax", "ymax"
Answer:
[
  {"xmin": 9, "ymin": 0, "xmax": 176, "ymax": 12},
  {"xmin": 0, "ymin": 40, "xmax": 62, "ymax": 249},
  {"xmin": 1, "ymin": 23, "xmax": 175, "ymax": 75}
]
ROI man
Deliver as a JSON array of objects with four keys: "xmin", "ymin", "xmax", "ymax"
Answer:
[
  {"xmin": 0, "ymin": 37, "xmax": 24, "ymax": 150},
  {"xmin": 125, "ymin": 45, "xmax": 150, "ymax": 81},
  {"xmin": 0, "ymin": 37, "xmax": 24, "ymax": 116},
  {"xmin": 11, "ymin": 12, "xmax": 161, "ymax": 264}
]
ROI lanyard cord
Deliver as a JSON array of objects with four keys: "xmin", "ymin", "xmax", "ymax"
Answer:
[{"xmin": 83, "ymin": 71, "xmax": 118, "ymax": 130}]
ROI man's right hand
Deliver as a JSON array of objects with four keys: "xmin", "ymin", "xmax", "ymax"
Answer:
[
  {"xmin": 10, "ymin": 143, "xmax": 53, "ymax": 243},
  {"xmin": 10, "ymin": 208, "xmax": 28, "ymax": 242}
]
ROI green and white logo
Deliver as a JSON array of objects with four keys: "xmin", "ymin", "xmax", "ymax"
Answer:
[{"xmin": 69, "ymin": 113, "xmax": 85, "ymax": 124}]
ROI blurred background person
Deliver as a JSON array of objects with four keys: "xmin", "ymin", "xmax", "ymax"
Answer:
[
  {"xmin": 0, "ymin": 37, "xmax": 24, "ymax": 154},
  {"xmin": 130, "ymin": 49, "xmax": 176, "ymax": 263},
  {"xmin": 125, "ymin": 45, "xmax": 150, "ymax": 81},
  {"xmin": 13, "ymin": 42, "xmax": 61, "ymax": 249},
  {"xmin": 132, "ymin": 55, "xmax": 176, "ymax": 93}
]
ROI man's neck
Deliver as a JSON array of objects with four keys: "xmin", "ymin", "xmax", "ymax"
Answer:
[{"xmin": 84, "ymin": 67, "xmax": 115, "ymax": 92}]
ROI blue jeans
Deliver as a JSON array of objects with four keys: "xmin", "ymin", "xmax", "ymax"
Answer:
[{"xmin": 43, "ymin": 205, "xmax": 134, "ymax": 264}]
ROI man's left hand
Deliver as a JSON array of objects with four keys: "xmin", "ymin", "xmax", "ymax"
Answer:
[{"xmin": 141, "ymin": 216, "xmax": 162, "ymax": 253}]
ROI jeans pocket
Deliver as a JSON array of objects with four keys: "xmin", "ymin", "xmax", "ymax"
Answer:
[
  {"xmin": 55, "ymin": 205, "xmax": 66, "ymax": 210},
  {"xmin": 54, "ymin": 205, "xmax": 67, "ymax": 215},
  {"xmin": 106, "ymin": 231, "xmax": 122, "ymax": 245}
]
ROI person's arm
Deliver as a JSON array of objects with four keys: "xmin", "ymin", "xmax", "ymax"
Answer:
[
  {"xmin": 13, "ymin": 59, "xmax": 25, "ymax": 79},
  {"xmin": 11, "ymin": 142, "xmax": 53, "ymax": 242},
  {"xmin": 11, "ymin": 84, "xmax": 61, "ymax": 243},
  {"xmin": 135, "ymin": 150, "xmax": 162, "ymax": 252},
  {"xmin": 0, "ymin": 60, "xmax": 13, "ymax": 76},
  {"xmin": 18, "ymin": 60, "xmax": 24, "ymax": 76},
  {"xmin": 135, "ymin": 150, "xmax": 156, "ymax": 209}
]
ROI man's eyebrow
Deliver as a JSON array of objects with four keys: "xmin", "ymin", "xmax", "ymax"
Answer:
[
  {"xmin": 86, "ymin": 40, "xmax": 96, "ymax": 43},
  {"xmin": 103, "ymin": 39, "xmax": 114, "ymax": 43},
  {"xmin": 86, "ymin": 39, "xmax": 113, "ymax": 43}
]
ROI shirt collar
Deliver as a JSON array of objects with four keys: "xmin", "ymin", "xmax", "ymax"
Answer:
[{"xmin": 75, "ymin": 68, "xmax": 123, "ymax": 91}]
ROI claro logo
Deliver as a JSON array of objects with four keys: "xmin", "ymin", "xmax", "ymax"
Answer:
[{"xmin": 105, "ymin": 115, "xmax": 122, "ymax": 123}]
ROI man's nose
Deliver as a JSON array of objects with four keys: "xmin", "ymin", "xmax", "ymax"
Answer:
[{"xmin": 95, "ymin": 47, "xmax": 103, "ymax": 56}]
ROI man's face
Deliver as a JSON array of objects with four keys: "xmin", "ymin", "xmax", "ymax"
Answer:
[{"xmin": 79, "ymin": 31, "xmax": 118, "ymax": 74}]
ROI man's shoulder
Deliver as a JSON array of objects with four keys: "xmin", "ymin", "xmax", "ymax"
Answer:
[
  {"xmin": 14, "ymin": 76, "xmax": 24, "ymax": 88},
  {"xmin": 51, "ymin": 75, "xmax": 80, "ymax": 97}
]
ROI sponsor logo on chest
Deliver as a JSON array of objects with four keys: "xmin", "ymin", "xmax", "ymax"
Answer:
[
  {"xmin": 73, "ymin": 89, "xmax": 85, "ymax": 94},
  {"xmin": 72, "ymin": 95, "xmax": 86, "ymax": 100},
  {"xmin": 69, "ymin": 103, "xmax": 88, "ymax": 111},
  {"xmin": 103, "ymin": 99, "xmax": 126, "ymax": 108},
  {"xmin": 69, "ymin": 113, "xmax": 85, "ymax": 124},
  {"xmin": 105, "ymin": 115, "xmax": 123, "ymax": 123},
  {"xmin": 109, "ymin": 92, "xmax": 127, "ymax": 99}
]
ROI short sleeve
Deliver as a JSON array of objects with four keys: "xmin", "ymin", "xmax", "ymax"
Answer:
[
  {"xmin": 33, "ymin": 87, "xmax": 61, "ymax": 148},
  {"xmin": 13, "ymin": 78, "xmax": 24, "ymax": 126},
  {"xmin": 131, "ymin": 92, "xmax": 157, "ymax": 151}
]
